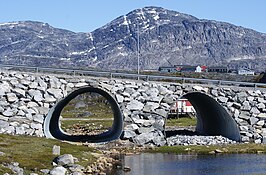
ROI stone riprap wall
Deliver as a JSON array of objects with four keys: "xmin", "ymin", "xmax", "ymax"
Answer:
[{"xmin": 0, "ymin": 70, "xmax": 266, "ymax": 146}]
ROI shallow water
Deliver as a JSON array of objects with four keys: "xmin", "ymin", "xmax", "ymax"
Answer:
[{"xmin": 113, "ymin": 153, "xmax": 266, "ymax": 175}]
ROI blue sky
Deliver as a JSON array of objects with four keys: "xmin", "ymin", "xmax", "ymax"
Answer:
[{"xmin": 1, "ymin": 0, "xmax": 266, "ymax": 33}]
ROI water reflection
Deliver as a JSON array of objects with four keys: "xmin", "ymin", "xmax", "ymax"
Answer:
[{"xmin": 114, "ymin": 153, "xmax": 266, "ymax": 175}]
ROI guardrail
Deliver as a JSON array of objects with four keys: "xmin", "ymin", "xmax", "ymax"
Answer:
[{"xmin": 0, "ymin": 64, "xmax": 265, "ymax": 89}]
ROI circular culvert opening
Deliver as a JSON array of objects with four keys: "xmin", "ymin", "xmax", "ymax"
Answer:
[
  {"xmin": 44, "ymin": 86, "xmax": 123, "ymax": 143},
  {"xmin": 165, "ymin": 92, "xmax": 241, "ymax": 142}
]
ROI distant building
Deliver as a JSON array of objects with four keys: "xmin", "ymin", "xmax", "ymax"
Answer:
[
  {"xmin": 174, "ymin": 65, "xmax": 197, "ymax": 72},
  {"xmin": 200, "ymin": 65, "xmax": 208, "ymax": 72},
  {"xmin": 169, "ymin": 98, "xmax": 195, "ymax": 116},
  {"xmin": 207, "ymin": 66, "xmax": 228, "ymax": 73},
  {"xmin": 159, "ymin": 65, "xmax": 208, "ymax": 73},
  {"xmin": 195, "ymin": 66, "xmax": 202, "ymax": 72},
  {"xmin": 158, "ymin": 67, "xmax": 178, "ymax": 73},
  {"xmin": 238, "ymin": 68, "xmax": 255, "ymax": 75}
]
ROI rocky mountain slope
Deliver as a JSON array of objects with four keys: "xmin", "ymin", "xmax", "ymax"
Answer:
[{"xmin": 0, "ymin": 6, "xmax": 266, "ymax": 71}]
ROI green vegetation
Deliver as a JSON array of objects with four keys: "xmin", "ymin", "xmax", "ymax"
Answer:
[
  {"xmin": 166, "ymin": 117, "xmax": 197, "ymax": 127},
  {"xmin": 61, "ymin": 93, "xmax": 113, "ymax": 119},
  {"xmin": 148, "ymin": 144, "xmax": 266, "ymax": 155},
  {"xmin": 0, "ymin": 134, "xmax": 97, "ymax": 174}
]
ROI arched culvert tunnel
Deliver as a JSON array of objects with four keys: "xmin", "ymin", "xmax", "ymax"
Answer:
[
  {"xmin": 167, "ymin": 92, "xmax": 241, "ymax": 142},
  {"xmin": 43, "ymin": 86, "xmax": 123, "ymax": 143}
]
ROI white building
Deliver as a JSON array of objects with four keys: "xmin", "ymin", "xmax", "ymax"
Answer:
[
  {"xmin": 238, "ymin": 68, "xmax": 255, "ymax": 75},
  {"xmin": 195, "ymin": 66, "xmax": 202, "ymax": 73}
]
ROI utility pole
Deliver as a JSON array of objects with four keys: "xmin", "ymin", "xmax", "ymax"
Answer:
[{"xmin": 137, "ymin": 23, "xmax": 140, "ymax": 77}]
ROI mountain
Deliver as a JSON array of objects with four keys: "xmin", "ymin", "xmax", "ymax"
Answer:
[{"xmin": 0, "ymin": 6, "xmax": 266, "ymax": 71}]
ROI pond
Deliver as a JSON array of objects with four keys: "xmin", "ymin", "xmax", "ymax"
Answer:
[{"xmin": 113, "ymin": 153, "xmax": 266, "ymax": 175}]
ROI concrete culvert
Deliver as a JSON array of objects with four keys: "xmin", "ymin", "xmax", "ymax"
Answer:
[
  {"xmin": 182, "ymin": 92, "xmax": 241, "ymax": 142},
  {"xmin": 43, "ymin": 86, "xmax": 123, "ymax": 143}
]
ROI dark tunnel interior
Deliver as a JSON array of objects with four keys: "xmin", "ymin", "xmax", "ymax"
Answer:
[{"xmin": 181, "ymin": 92, "xmax": 241, "ymax": 142}]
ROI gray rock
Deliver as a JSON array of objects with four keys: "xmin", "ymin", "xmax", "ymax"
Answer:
[
  {"xmin": 233, "ymin": 109, "xmax": 240, "ymax": 118},
  {"xmin": 247, "ymin": 96, "xmax": 255, "ymax": 101},
  {"xmin": 211, "ymin": 89, "xmax": 218, "ymax": 97},
  {"xmin": 146, "ymin": 88, "xmax": 159, "ymax": 97},
  {"xmin": 143, "ymin": 102, "xmax": 160, "ymax": 112},
  {"xmin": 33, "ymin": 114, "xmax": 44, "ymax": 123},
  {"xmin": 0, "ymin": 81, "xmax": 11, "ymax": 94},
  {"xmin": 0, "ymin": 115, "xmax": 9, "ymax": 121},
  {"xmin": 15, "ymin": 126, "xmax": 25, "ymax": 135},
  {"xmin": 250, "ymin": 107, "xmax": 260, "ymax": 115},
  {"xmin": 162, "ymin": 94, "xmax": 176, "ymax": 104},
  {"xmin": 29, "ymin": 82, "xmax": 38, "ymax": 89},
  {"xmin": 44, "ymin": 94, "xmax": 57, "ymax": 102},
  {"xmin": 55, "ymin": 154, "xmax": 74, "ymax": 166},
  {"xmin": 116, "ymin": 94, "xmax": 124, "ymax": 103},
  {"xmin": 239, "ymin": 126, "xmax": 249, "ymax": 131},
  {"xmin": 0, "ymin": 106, "xmax": 4, "ymax": 113},
  {"xmin": 68, "ymin": 164, "xmax": 85, "ymax": 173},
  {"xmin": 50, "ymin": 166, "xmax": 67, "ymax": 175},
  {"xmin": 0, "ymin": 120, "xmax": 9, "ymax": 129},
  {"xmin": 239, "ymin": 111, "xmax": 250, "ymax": 121},
  {"xmin": 47, "ymin": 88, "xmax": 63, "ymax": 99},
  {"xmin": 12, "ymin": 88, "xmax": 26, "ymax": 97},
  {"xmin": 124, "ymin": 124, "xmax": 139, "ymax": 131},
  {"xmin": 4, "ymin": 126, "xmax": 15, "ymax": 134},
  {"xmin": 232, "ymin": 102, "xmax": 241, "ymax": 109},
  {"xmin": 137, "ymin": 127, "xmax": 155, "ymax": 134},
  {"xmin": 249, "ymin": 117, "xmax": 259, "ymax": 125},
  {"xmin": 37, "ymin": 77, "xmax": 48, "ymax": 89},
  {"xmin": 126, "ymin": 100, "xmax": 144, "ymax": 111},
  {"xmin": 241, "ymin": 101, "xmax": 251, "ymax": 111},
  {"xmin": 241, "ymin": 136, "xmax": 250, "ymax": 142},
  {"xmin": 35, "ymin": 107, "xmax": 49, "ymax": 115},
  {"xmin": 152, "ymin": 135, "xmax": 166, "ymax": 146},
  {"xmin": 255, "ymin": 139, "xmax": 262, "ymax": 144},
  {"xmin": 147, "ymin": 95, "xmax": 164, "ymax": 103},
  {"xmin": 40, "ymin": 169, "xmax": 50, "ymax": 174},
  {"xmin": 257, "ymin": 103, "xmax": 265, "ymax": 109},
  {"xmin": 123, "ymin": 130, "xmax": 137, "ymax": 139},
  {"xmin": 193, "ymin": 85, "xmax": 204, "ymax": 91},
  {"xmin": 7, "ymin": 162, "xmax": 24, "ymax": 175},
  {"xmin": 27, "ymin": 101, "xmax": 39, "ymax": 108},
  {"xmin": 154, "ymin": 109, "xmax": 168, "ymax": 118},
  {"xmin": 133, "ymin": 132, "xmax": 154, "ymax": 145},
  {"xmin": 6, "ymin": 93, "xmax": 18, "ymax": 102},
  {"xmin": 75, "ymin": 82, "xmax": 89, "ymax": 88},
  {"xmin": 2, "ymin": 108, "xmax": 16, "ymax": 117},
  {"xmin": 263, "ymin": 136, "xmax": 266, "ymax": 144},
  {"xmin": 256, "ymin": 120, "xmax": 265, "ymax": 126},
  {"xmin": 53, "ymin": 145, "xmax": 60, "ymax": 155},
  {"xmin": 158, "ymin": 85, "xmax": 172, "ymax": 95},
  {"xmin": 237, "ymin": 91, "xmax": 248, "ymax": 99},
  {"xmin": 217, "ymin": 96, "xmax": 228, "ymax": 103},
  {"xmin": 134, "ymin": 119, "xmax": 155, "ymax": 126},
  {"xmin": 257, "ymin": 113, "xmax": 266, "ymax": 119},
  {"xmin": 257, "ymin": 97, "xmax": 266, "ymax": 103},
  {"xmin": 30, "ymin": 123, "xmax": 43, "ymax": 130}
]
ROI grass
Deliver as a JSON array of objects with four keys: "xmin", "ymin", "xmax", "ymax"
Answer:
[
  {"xmin": 0, "ymin": 134, "xmax": 97, "ymax": 174},
  {"xmin": 148, "ymin": 144, "xmax": 266, "ymax": 155},
  {"xmin": 166, "ymin": 117, "xmax": 197, "ymax": 127},
  {"xmin": 61, "ymin": 93, "xmax": 113, "ymax": 119}
]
